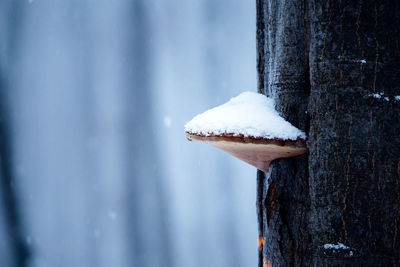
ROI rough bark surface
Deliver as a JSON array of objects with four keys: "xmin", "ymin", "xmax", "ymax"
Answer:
[{"xmin": 256, "ymin": 0, "xmax": 400, "ymax": 266}]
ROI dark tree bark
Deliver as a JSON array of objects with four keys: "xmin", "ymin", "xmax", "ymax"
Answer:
[{"xmin": 256, "ymin": 0, "xmax": 400, "ymax": 266}]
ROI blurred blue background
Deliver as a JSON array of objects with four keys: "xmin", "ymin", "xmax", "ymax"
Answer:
[{"xmin": 0, "ymin": 0, "xmax": 257, "ymax": 266}]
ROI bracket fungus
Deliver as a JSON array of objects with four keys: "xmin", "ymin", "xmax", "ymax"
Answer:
[{"xmin": 184, "ymin": 92, "xmax": 307, "ymax": 172}]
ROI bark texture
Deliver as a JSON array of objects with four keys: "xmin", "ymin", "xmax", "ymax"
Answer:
[{"xmin": 256, "ymin": 0, "xmax": 400, "ymax": 266}]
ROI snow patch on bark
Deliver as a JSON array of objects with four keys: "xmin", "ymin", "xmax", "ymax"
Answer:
[
  {"xmin": 321, "ymin": 243, "xmax": 354, "ymax": 257},
  {"xmin": 185, "ymin": 91, "xmax": 306, "ymax": 140},
  {"xmin": 368, "ymin": 92, "xmax": 390, "ymax": 101},
  {"xmin": 323, "ymin": 243, "xmax": 350, "ymax": 250},
  {"xmin": 337, "ymin": 56, "xmax": 367, "ymax": 64}
]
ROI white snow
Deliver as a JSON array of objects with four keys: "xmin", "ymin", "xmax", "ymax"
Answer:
[
  {"xmin": 395, "ymin": 96, "xmax": 400, "ymax": 101},
  {"xmin": 184, "ymin": 91, "xmax": 306, "ymax": 140},
  {"xmin": 322, "ymin": 243, "xmax": 354, "ymax": 256},
  {"xmin": 369, "ymin": 92, "xmax": 391, "ymax": 101},
  {"xmin": 370, "ymin": 93, "xmax": 382, "ymax": 99},
  {"xmin": 337, "ymin": 56, "xmax": 367, "ymax": 64},
  {"xmin": 323, "ymin": 243, "xmax": 350, "ymax": 250}
]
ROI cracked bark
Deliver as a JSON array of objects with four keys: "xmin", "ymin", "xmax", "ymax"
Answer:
[{"xmin": 256, "ymin": 0, "xmax": 400, "ymax": 266}]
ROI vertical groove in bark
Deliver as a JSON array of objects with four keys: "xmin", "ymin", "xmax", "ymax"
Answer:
[
  {"xmin": 256, "ymin": 0, "xmax": 266, "ymax": 96},
  {"xmin": 256, "ymin": 170, "xmax": 265, "ymax": 267},
  {"xmin": 256, "ymin": 1, "xmax": 267, "ymax": 265}
]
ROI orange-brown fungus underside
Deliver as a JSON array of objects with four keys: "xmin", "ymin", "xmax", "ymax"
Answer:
[{"xmin": 185, "ymin": 132, "xmax": 307, "ymax": 172}]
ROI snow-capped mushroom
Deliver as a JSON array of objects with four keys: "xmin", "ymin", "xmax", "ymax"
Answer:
[{"xmin": 184, "ymin": 92, "xmax": 307, "ymax": 172}]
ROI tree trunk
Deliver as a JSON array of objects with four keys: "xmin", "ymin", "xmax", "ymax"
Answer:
[{"xmin": 256, "ymin": 0, "xmax": 400, "ymax": 266}]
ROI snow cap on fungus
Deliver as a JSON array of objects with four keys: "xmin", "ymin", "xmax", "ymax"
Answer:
[{"xmin": 185, "ymin": 91, "xmax": 307, "ymax": 172}]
